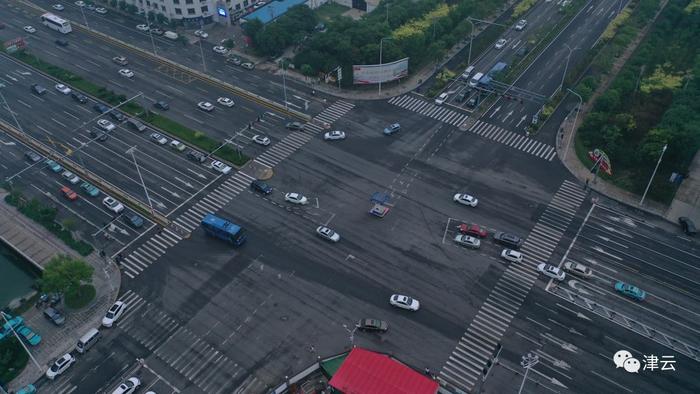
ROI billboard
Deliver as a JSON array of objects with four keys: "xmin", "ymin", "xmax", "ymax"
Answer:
[{"xmin": 353, "ymin": 58, "xmax": 409, "ymax": 85}]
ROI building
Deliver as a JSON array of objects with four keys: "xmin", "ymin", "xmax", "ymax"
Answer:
[
  {"xmin": 332, "ymin": 0, "xmax": 379, "ymax": 12},
  {"xmin": 123, "ymin": 0, "xmax": 261, "ymax": 26},
  {"xmin": 242, "ymin": 0, "xmax": 308, "ymax": 24}
]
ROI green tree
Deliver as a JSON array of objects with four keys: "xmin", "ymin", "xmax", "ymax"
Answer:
[
  {"xmin": 126, "ymin": 4, "xmax": 138, "ymax": 14},
  {"xmin": 41, "ymin": 255, "xmax": 94, "ymax": 299},
  {"xmin": 222, "ymin": 38, "xmax": 235, "ymax": 49},
  {"xmin": 155, "ymin": 13, "xmax": 168, "ymax": 25},
  {"xmin": 300, "ymin": 64, "xmax": 313, "ymax": 76}
]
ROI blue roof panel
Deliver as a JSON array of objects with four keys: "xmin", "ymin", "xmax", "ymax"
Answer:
[{"xmin": 243, "ymin": 0, "xmax": 308, "ymax": 24}]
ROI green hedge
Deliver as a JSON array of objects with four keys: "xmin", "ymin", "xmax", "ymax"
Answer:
[
  {"xmin": 0, "ymin": 337, "xmax": 29, "ymax": 383},
  {"xmin": 65, "ymin": 284, "xmax": 96, "ymax": 309},
  {"xmin": 5, "ymin": 193, "xmax": 94, "ymax": 256},
  {"xmin": 11, "ymin": 51, "xmax": 249, "ymax": 167}
]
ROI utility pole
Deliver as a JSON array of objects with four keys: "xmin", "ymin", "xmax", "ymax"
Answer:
[
  {"xmin": 126, "ymin": 146, "xmax": 154, "ymax": 215},
  {"xmin": 639, "ymin": 144, "xmax": 667, "ymax": 206},
  {"xmin": 1, "ymin": 312, "xmax": 42, "ymax": 372},
  {"xmin": 378, "ymin": 37, "xmax": 393, "ymax": 97},
  {"xmin": 563, "ymin": 88, "xmax": 582, "ymax": 160},
  {"xmin": 517, "ymin": 352, "xmax": 539, "ymax": 394}
]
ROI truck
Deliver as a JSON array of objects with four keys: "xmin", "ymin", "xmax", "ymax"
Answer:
[
  {"xmin": 201, "ymin": 213, "xmax": 247, "ymax": 246},
  {"xmin": 478, "ymin": 62, "xmax": 508, "ymax": 87}
]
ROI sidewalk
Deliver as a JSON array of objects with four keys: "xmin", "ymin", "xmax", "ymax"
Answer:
[{"xmin": 0, "ymin": 191, "xmax": 121, "ymax": 391}]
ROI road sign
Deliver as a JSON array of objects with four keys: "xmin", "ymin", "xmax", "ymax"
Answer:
[{"xmin": 3, "ymin": 37, "xmax": 27, "ymax": 50}]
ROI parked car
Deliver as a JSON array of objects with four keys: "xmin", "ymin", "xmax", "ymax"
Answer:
[
  {"xmin": 198, "ymin": 101, "xmax": 214, "ymax": 112},
  {"xmin": 355, "ymin": 318, "xmax": 388, "ymax": 332},
  {"xmin": 46, "ymin": 354, "xmax": 75, "ymax": 379},
  {"xmin": 514, "ymin": 19, "xmax": 527, "ymax": 30},
  {"xmin": 54, "ymin": 84, "xmax": 71, "ymax": 95},
  {"xmin": 170, "ymin": 140, "xmax": 186, "ymax": 151},
  {"xmin": 241, "ymin": 62, "xmax": 255, "ymax": 70},
  {"xmin": 226, "ymin": 56, "xmax": 242, "ymax": 66},
  {"xmin": 136, "ymin": 24, "xmax": 149, "ymax": 32},
  {"xmin": 30, "ymin": 84, "xmax": 47, "ymax": 95},
  {"xmin": 150, "ymin": 28, "xmax": 164, "ymax": 35},
  {"xmin": 212, "ymin": 45, "xmax": 228, "ymax": 54},
  {"xmin": 112, "ymin": 56, "xmax": 128, "ymax": 66},
  {"xmin": 81, "ymin": 182, "xmax": 100, "ymax": 197},
  {"xmin": 453, "ymin": 234, "xmax": 481, "ymax": 249},
  {"xmin": 383, "ymin": 123, "xmax": 401, "ymax": 135},
  {"xmin": 97, "ymin": 119, "xmax": 116, "ymax": 131},
  {"xmin": 118, "ymin": 69, "xmax": 134, "ymax": 78},
  {"xmin": 501, "ymin": 249, "xmax": 523, "ymax": 263},
  {"xmin": 102, "ymin": 301, "xmax": 126, "ymax": 327},
  {"xmin": 217, "ymin": 97, "xmax": 235, "ymax": 107},
  {"xmin": 61, "ymin": 171, "xmax": 80, "ymax": 184},
  {"xmin": 453, "ymin": 193, "xmax": 478, "ymax": 207},
  {"xmin": 123, "ymin": 212, "xmax": 144, "ymax": 228},
  {"xmin": 111, "ymin": 377, "xmax": 141, "ymax": 394},
  {"xmin": 71, "ymin": 92, "xmax": 87, "ymax": 103},
  {"xmin": 495, "ymin": 38, "xmax": 507, "ymax": 49},
  {"xmin": 44, "ymin": 307, "xmax": 65, "ymax": 326},
  {"xmin": 154, "ymin": 101, "xmax": 170, "ymax": 110},
  {"xmin": 493, "ymin": 232, "xmax": 523, "ymax": 249},
  {"xmin": 563, "ymin": 262, "xmax": 592, "ymax": 278},
  {"xmin": 250, "ymin": 179, "xmax": 272, "ymax": 194},
  {"xmin": 389, "ymin": 294, "xmax": 420, "ymax": 311},
  {"xmin": 194, "ymin": 30, "xmax": 208, "ymax": 38},
  {"xmin": 537, "ymin": 263, "xmax": 566, "ymax": 281},
  {"xmin": 614, "ymin": 281, "xmax": 646, "ymax": 301},
  {"xmin": 678, "ymin": 217, "xmax": 697, "ymax": 236},
  {"xmin": 60, "ymin": 186, "xmax": 78, "ymax": 201},
  {"xmin": 25, "ymin": 151, "xmax": 42, "ymax": 163},
  {"xmin": 17, "ymin": 326, "xmax": 42, "ymax": 346},
  {"xmin": 93, "ymin": 103, "xmax": 110, "ymax": 114},
  {"xmin": 95, "ymin": 7, "xmax": 107, "ymax": 14},
  {"xmin": 211, "ymin": 160, "xmax": 232, "ymax": 175},
  {"xmin": 186, "ymin": 149, "xmax": 207, "ymax": 163},
  {"xmin": 102, "ymin": 196, "xmax": 124, "ymax": 214},
  {"xmin": 23, "ymin": 25, "xmax": 36, "ymax": 34},
  {"xmin": 150, "ymin": 133, "xmax": 168, "ymax": 145},
  {"xmin": 316, "ymin": 226, "xmax": 340, "ymax": 242},
  {"xmin": 45, "ymin": 159, "xmax": 63, "ymax": 173},
  {"xmin": 284, "ymin": 193, "xmax": 308, "ymax": 205},
  {"xmin": 53, "ymin": 4, "xmax": 65, "ymax": 11},
  {"xmin": 127, "ymin": 118, "xmax": 146, "ymax": 132},
  {"xmin": 458, "ymin": 223, "xmax": 488, "ymax": 238}
]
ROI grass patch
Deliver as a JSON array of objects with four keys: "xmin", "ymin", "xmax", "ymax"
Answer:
[
  {"xmin": 11, "ymin": 50, "xmax": 249, "ymax": 167},
  {"xmin": 65, "ymin": 284, "xmax": 96, "ymax": 309},
  {"xmin": 0, "ymin": 337, "xmax": 29, "ymax": 383},
  {"xmin": 315, "ymin": 2, "xmax": 349, "ymax": 21}
]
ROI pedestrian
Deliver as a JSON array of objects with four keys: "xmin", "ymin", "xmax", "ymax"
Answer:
[{"xmin": 584, "ymin": 178, "xmax": 589, "ymax": 190}]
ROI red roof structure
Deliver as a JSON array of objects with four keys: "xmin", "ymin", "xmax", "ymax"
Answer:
[{"xmin": 328, "ymin": 348, "xmax": 439, "ymax": 394}]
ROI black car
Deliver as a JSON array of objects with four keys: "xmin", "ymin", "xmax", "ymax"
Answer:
[
  {"xmin": 456, "ymin": 90, "xmax": 469, "ymax": 103},
  {"xmin": 285, "ymin": 122, "xmax": 304, "ymax": 131},
  {"xmin": 31, "ymin": 83, "xmax": 47, "ymax": 95},
  {"xmin": 493, "ymin": 231, "xmax": 523, "ymax": 249},
  {"xmin": 89, "ymin": 129, "xmax": 109, "ymax": 142},
  {"xmin": 71, "ymin": 92, "xmax": 87, "ymax": 103},
  {"xmin": 109, "ymin": 111, "xmax": 126, "ymax": 122},
  {"xmin": 679, "ymin": 217, "xmax": 697, "ymax": 236},
  {"xmin": 355, "ymin": 318, "xmax": 388, "ymax": 332},
  {"xmin": 154, "ymin": 101, "xmax": 170, "ymax": 110},
  {"xmin": 93, "ymin": 103, "xmax": 110, "ymax": 114},
  {"xmin": 44, "ymin": 307, "xmax": 65, "ymax": 326},
  {"xmin": 24, "ymin": 151, "xmax": 42, "ymax": 163},
  {"xmin": 466, "ymin": 96, "xmax": 479, "ymax": 108},
  {"xmin": 123, "ymin": 212, "xmax": 144, "ymax": 228},
  {"xmin": 55, "ymin": 39, "xmax": 69, "ymax": 47},
  {"xmin": 250, "ymin": 179, "xmax": 273, "ymax": 195},
  {"xmin": 186, "ymin": 150, "xmax": 207, "ymax": 163}
]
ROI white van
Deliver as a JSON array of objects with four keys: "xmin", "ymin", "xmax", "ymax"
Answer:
[
  {"xmin": 461, "ymin": 66, "xmax": 475, "ymax": 80},
  {"xmin": 469, "ymin": 72, "xmax": 484, "ymax": 87},
  {"xmin": 164, "ymin": 31, "xmax": 178, "ymax": 40},
  {"xmin": 76, "ymin": 328, "xmax": 101, "ymax": 354}
]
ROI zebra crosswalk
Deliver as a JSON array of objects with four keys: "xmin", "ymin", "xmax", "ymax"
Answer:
[
  {"xmin": 253, "ymin": 100, "xmax": 355, "ymax": 168},
  {"xmin": 388, "ymin": 95, "xmax": 470, "ymax": 127},
  {"xmin": 438, "ymin": 180, "xmax": 588, "ymax": 392},
  {"xmin": 115, "ymin": 291, "xmax": 266, "ymax": 394},
  {"xmin": 470, "ymin": 120, "xmax": 557, "ymax": 161}
]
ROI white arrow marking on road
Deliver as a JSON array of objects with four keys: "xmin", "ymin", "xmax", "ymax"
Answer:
[
  {"xmin": 285, "ymin": 101, "xmax": 302, "ymax": 109},
  {"xmin": 489, "ymin": 105, "xmax": 501, "ymax": 118},
  {"xmin": 502, "ymin": 110, "xmax": 513, "ymax": 122},
  {"xmin": 596, "ymin": 234, "xmax": 629, "ymax": 248},
  {"xmin": 566, "ymin": 280, "xmax": 591, "ymax": 295},
  {"xmin": 0, "ymin": 139, "xmax": 16, "ymax": 146},
  {"xmin": 516, "ymin": 115, "xmax": 527, "ymax": 128},
  {"xmin": 576, "ymin": 312, "xmax": 592, "ymax": 321},
  {"xmin": 556, "ymin": 302, "xmax": 592, "ymax": 321},
  {"xmin": 315, "ymin": 197, "xmax": 319, "ymax": 209},
  {"xmin": 161, "ymin": 187, "xmax": 181, "ymax": 199},
  {"xmin": 174, "ymin": 177, "xmax": 193, "ymax": 188},
  {"xmin": 150, "ymin": 198, "xmax": 166, "ymax": 209},
  {"xmin": 18, "ymin": 71, "xmax": 31, "ymax": 76},
  {"xmin": 550, "ymin": 377, "xmax": 568, "ymax": 389},
  {"xmin": 592, "ymin": 245, "xmax": 622, "ymax": 260},
  {"xmin": 108, "ymin": 223, "xmax": 129, "ymax": 236},
  {"xmin": 600, "ymin": 225, "xmax": 632, "ymax": 237},
  {"xmin": 186, "ymin": 168, "xmax": 207, "ymax": 179},
  {"xmin": 293, "ymin": 95, "xmax": 309, "ymax": 103}
]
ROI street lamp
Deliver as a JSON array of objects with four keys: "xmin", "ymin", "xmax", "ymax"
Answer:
[
  {"xmin": 639, "ymin": 144, "xmax": 667, "ymax": 206},
  {"xmin": 1, "ymin": 312, "xmax": 42, "ymax": 372},
  {"xmin": 378, "ymin": 37, "xmax": 393, "ymax": 97},
  {"xmin": 467, "ymin": 18, "xmax": 476, "ymax": 66},
  {"xmin": 563, "ymin": 88, "xmax": 582, "ymax": 161},
  {"xmin": 560, "ymin": 44, "xmax": 578, "ymax": 94},
  {"xmin": 517, "ymin": 352, "xmax": 539, "ymax": 394},
  {"xmin": 341, "ymin": 323, "xmax": 358, "ymax": 347},
  {"xmin": 79, "ymin": 4, "xmax": 89, "ymax": 29},
  {"xmin": 126, "ymin": 146, "xmax": 155, "ymax": 216}
]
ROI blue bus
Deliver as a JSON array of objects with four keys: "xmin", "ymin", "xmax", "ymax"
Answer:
[{"xmin": 201, "ymin": 214, "xmax": 247, "ymax": 246}]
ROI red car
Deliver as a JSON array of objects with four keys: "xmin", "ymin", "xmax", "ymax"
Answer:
[
  {"xmin": 60, "ymin": 186, "xmax": 78, "ymax": 201},
  {"xmin": 458, "ymin": 223, "xmax": 488, "ymax": 238}
]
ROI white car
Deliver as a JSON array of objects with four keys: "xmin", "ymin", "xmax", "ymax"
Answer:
[
  {"xmin": 46, "ymin": 353, "xmax": 75, "ymax": 379},
  {"xmin": 95, "ymin": 7, "xmax": 107, "ymax": 14},
  {"xmin": 563, "ymin": 261, "xmax": 593, "ymax": 278},
  {"xmin": 435, "ymin": 93, "xmax": 448, "ymax": 105},
  {"xmin": 136, "ymin": 24, "xmax": 149, "ymax": 32},
  {"xmin": 453, "ymin": 234, "xmax": 480, "ymax": 249},
  {"xmin": 252, "ymin": 135, "xmax": 270, "ymax": 146},
  {"xmin": 514, "ymin": 19, "xmax": 527, "ymax": 31},
  {"xmin": 495, "ymin": 38, "xmax": 507, "ymax": 49},
  {"xmin": 217, "ymin": 97, "xmax": 235, "ymax": 107},
  {"xmin": 453, "ymin": 193, "xmax": 478, "ymax": 207},
  {"xmin": 197, "ymin": 101, "xmax": 214, "ymax": 112},
  {"xmin": 97, "ymin": 119, "xmax": 116, "ymax": 131},
  {"xmin": 323, "ymin": 130, "xmax": 346, "ymax": 141},
  {"xmin": 194, "ymin": 30, "xmax": 209, "ymax": 39},
  {"xmin": 102, "ymin": 301, "xmax": 125, "ymax": 327},
  {"xmin": 118, "ymin": 69, "xmax": 134, "ymax": 78},
  {"xmin": 112, "ymin": 377, "xmax": 141, "ymax": 394},
  {"xmin": 62, "ymin": 171, "xmax": 80, "ymax": 184},
  {"xmin": 212, "ymin": 45, "xmax": 228, "ymax": 54},
  {"xmin": 103, "ymin": 196, "xmax": 124, "ymax": 214},
  {"xmin": 55, "ymin": 83, "xmax": 71, "ymax": 95},
  {"xmin": 23, "ymin": 26, "xmax": 36, "ymax": 34},
  {"xmin": 211, "ymin": 160, "xmax": 232, "ymax": 175},
  {"xmin": 537, "ymin": 263, "xmax": 566, "ymax": 281},
  {"xmin": 53, "ymin": 4, "xmax": 65, "ymax": 11},
  {"xmin": 284, "ymin": 193, "xmax": 308, "ymax": 205},
  {"xmin": 75, "ymin": 0, "xmax": 85, "ymax": 6},
  {"xmin": 150, "ymin": 133, "xmax": 168, "ymax": 145},
  {"xmin": 316, "ymin": 226, "xmax": 340, "ymax": 242},
  {"xmin": 170, "ymin": 140, "xmax": 186, "ymax": 151},
  {"xmin": 389, "ymin": 294, "xmax": 420, "ymax": 311},
  {"xmin": 501, "ymin": 249, "xmax": 523, "ymax": 263}
]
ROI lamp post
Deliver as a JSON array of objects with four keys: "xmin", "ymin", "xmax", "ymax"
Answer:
[
  {"xmin": 341, "ymin": 323, "xmax": 358, "ymax": 347},
  {"xmin": 378, "ymin": 37, "xmax": 393, "ymax": 97},
  {"xmin": 79, "ymin": 4, "xmax": 89, "ymax": 29},
  {"xmin": 126, "ymin": 146, "xmax": 155, "ymax": 216},
  {"xmin": 517, "ymin": 352, "xmax": 539, "ymax": 394},
  {"xmin": 145, "ymin": 11, "xmax": 157, "ymax": 56},
  {"xmin": 563, "ymin": 88, "xmax": 582, "ymax": 160},
  {"xmin": 467, "ymin": 17, "xmax": 475, "ymax": 66},
  {"xmin": 1, "ymin": 312, "xmax": 41, "ymax": 372},
  {"xmin": 639, "ymin": 144, "xmax": 667, "ymax": 206},
  {"xmin": 560, "ymin": 44, "xmax": 578, "ymax": 94}
]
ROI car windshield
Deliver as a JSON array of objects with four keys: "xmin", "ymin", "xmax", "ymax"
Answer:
[{"xmin": 106, "ymin": 311, "xmax": 115, "ymax": 318}]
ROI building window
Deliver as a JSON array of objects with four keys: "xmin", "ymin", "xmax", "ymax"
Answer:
[
  {"xmin": 201, "ymin": 6, "xmax": 208, "ymax": 12},
  {"xmin": 173, "ymin": 0, "xmax": 179, "ymax": 3},
  {"xmin": 185, "ymin": 0, "xmax": 193, "ymax": 4},
  {"xmin": 187, "ymin": 8, "xmax": 195, "ymax": 14},
  {"xmin": 243, "ymin": 0, "xmax": 249, "ymax": 6},
  {"xmin": 234, "ymin": 4, "xmax": 241, "ymax": 10},
  {"xmin": 161, "ymin": 5, "xmax": 165, "ymax": 11},
  {"xmin": 175, "ymin": 8, "xmax": 182, "ymax": 14}
]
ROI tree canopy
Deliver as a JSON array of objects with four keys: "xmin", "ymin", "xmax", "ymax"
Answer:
[{"xmin": 41, "ymin": 255, "xmax": 95, "ymax": 297}]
